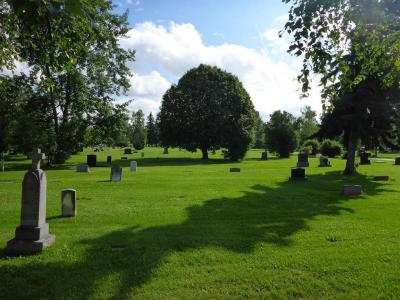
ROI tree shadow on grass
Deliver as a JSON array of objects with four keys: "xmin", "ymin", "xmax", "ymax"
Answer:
[{"xmin": 0, "ymin": 171, "xmax": 392, "ymax": 299}]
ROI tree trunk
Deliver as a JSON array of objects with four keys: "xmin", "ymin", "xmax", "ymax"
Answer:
[
  {"xmin": 201, "ymin": 145, "xmax": 209, "ymax": 160},
  {"xmin": 344, "ymin": 127, "xmax": 358, "ymax": 175}
]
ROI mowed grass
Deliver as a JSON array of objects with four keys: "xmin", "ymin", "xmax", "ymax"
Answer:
[{"xmin": 1, "ymin": 148, "xmax": 400, "ymax": 299}]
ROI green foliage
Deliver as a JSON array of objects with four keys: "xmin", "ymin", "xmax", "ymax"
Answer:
[
  {"xmin": 146, "ymin": 112, "xmax": 159, "ymax": 146},
  {"xmin": 133, "ymin": 128, "xmax": 146, "ymax": 150},
  {"xmin": 0, "ymin": 0, "xmax": 135, "ymax": 163},
  {"xmin": 253, "ymin": 111, "xmax": 266, "ymax": 149},
  {"xmin": 265, "ymin": 110, "xmax": 298, "ymax": 158},
  {"xmin": 303, "ymin": 139, "xmax": 320, "ymax": 155},
  {"xmin": 320, "ymin": 139, "xmax": 343, "ymax": 158},
  {"xmin": 159, "ymin": 64, "xmax": 256, "ymax": 160},
  {"xmin": 296, "ymin": 106, "xmax": 319, "ymax": 144}
]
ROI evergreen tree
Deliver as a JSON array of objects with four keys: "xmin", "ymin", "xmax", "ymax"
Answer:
[{"xmin": 146, "ymin": 112, "xmax": 159, "ymax": 146}]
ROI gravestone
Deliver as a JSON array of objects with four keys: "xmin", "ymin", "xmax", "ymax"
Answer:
[
  {"xmin": 107, "ymin": 156, "xmax": 112, "ymax": 164},
  {"xmin": 6, "ymin": 149, "xmax": 56, "ymax": 255},
  {"xmin": 124, "ymin": 148, "xmax": 132, "ymax": 155},
  {"xmin": 261, "ymin": 152, "xmax": 268, "ymax": 161},
  {"xmin": 141, "ymin": 152, "xmax": 145, "ymax": 158},
  {"xmin": 230, "ymin": 168, "xmax": 241, "ymax": 173},
  {"xmin": 61, "ymin": 189, "xmax": 77, "ymax": 217},
  {"xmin": 130, "ymin": 161, "xmax": 138, "ymax": 172},
  {"xmin": 290, "ymin": 167, "xmax": 306, "ymax": 181},
  {"xmin": 87, "ymin": 155, "xmax": 97, "ymax": 167},
  {"xmin": 110, "ymin": 165, "xmax": 122, "ymax": 182},
  {"xmin": 395, "ymin": 158, "xmax": 400, "ymax": 165},
  {"xmin": 342, "ymin": 185, "xmax": 362, "ymax": 196},
  {"xmin": 297, "ymin": 152, "xmax": 309, "ymax": 167},
  {"xmin": 163, "ymin": 148, "xmax": 169, "ymax": 154},
  {"xmin": 76, "ymin": 165, "xmax": 90, "ymax": 173},
  {"xmin": 373, "ymin": 176, "xmax": 389, "ymax": 181},
  {"xmin": 319, "ymin": 156, "xmax": 331, "ymax": 167},
  {"xmin": 359, "ymin": 149, "xmax": 371, "ymax": 165}
]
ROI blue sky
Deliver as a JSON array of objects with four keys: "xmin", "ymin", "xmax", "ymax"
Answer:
[{"xmin": 113, "ymin": 0, "xmax": 322, "ymax": 119}]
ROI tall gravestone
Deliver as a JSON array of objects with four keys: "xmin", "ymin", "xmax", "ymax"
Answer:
[
  {"xmin": 110, "ymin": 165, "xmax": 122, "ymax": 182},
  {"xmin": 87, "ymin": 155, "xmax": 97, "ymax": 167},
  {"xmin": 61, "ymin": 189, "xmax": 77, "ymax": 217},
  {"xmin": 395, "ymin": 157, "xmax": 400, "ymax": 165},
  {"xmin": 130, "ymin": 161, "xmax": 138, "ymax": 172},
  {"xmin": 107, "ymin": 156, "xmax": 112, "ymax": 164},
  {"xmin": 7, "ymin": 149, "xmax": 56, "ymax": 255},
  {"xmin": 261, "ymin": 152, "xmax": 268, "ymax": 161}
]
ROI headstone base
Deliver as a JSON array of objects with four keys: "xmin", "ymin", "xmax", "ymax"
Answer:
[
  {"xmin": 7, "ymin": 234, "xmax": 55, "ymax": 256},
  {"xmin": 297, "ymin": 162, "xmax": 309, "ymax": 168},
  {"xmin": 15, "ymin": 223, "xmax": 49, "ymax": 240}
]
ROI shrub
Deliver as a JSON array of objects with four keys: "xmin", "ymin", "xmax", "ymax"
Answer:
[
  {"xmin": 320, "ymin": 139, "xmax": 343, "ymax": 158},
  {"xmin": 303, "ymin": 139, "xmax": 320, "ymax": 155}
]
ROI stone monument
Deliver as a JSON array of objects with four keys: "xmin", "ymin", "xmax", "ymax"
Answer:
[
  {"xmin": 61, "ymin": 189, "xmax": 77, "ymax": 217},
  {"xmin": 6, "ymin": 149, "xmax": 56, "ymax": 256},
  {"xmin": 230, "ymin": 168, "xmax": 241, "ymax": 173},
  {"xmin": 87, "ymin": 154, "xmax": 97, "ymax": 167},
  {"xmin": 111, "ymin": 165, "xmax": 122, "ymax": 182},
  {"xmin": 261, "ymin": 152, "xmax": 268, "ymax": 161},
  {"xmin": 359, "ymin": 149, "xmax": 371, "ymax": 165},
  {"xmin": 124, "ymin": 148, "xmax": 132, "ymax": 155},
  {"xmin": 342, "ymin": 185, "xmax": 362, "ymax": 196},
  {"xmin": 107, "ymin": 156, "xmax": 112, "ymax": 164},
  {"xmin": 319, "ymin": 156, "xmax": 331, "ymax": 167},
  {"xmin": 130, "ymin": 161, "xmax": 138, "ymax": 172},
  {"xmin": 76, "ymin": 165, "xmax": 90, "ymax": 173},
  {"xmin": 395, "ymin": 157, "xmax": 400, "ymax": 165},
  {"xmin": 163, "ymin": 148, "xmax": 169, "ymax": 154},
  {"xmin": 290, "ymin": 167, "xmax": 306, "ymax": 181},
  {"xmin": 297, "ymin": 152, "xmax": 309, "ymax": 167}
]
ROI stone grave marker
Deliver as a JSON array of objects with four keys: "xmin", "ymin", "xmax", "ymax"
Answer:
[
  {"xmin": 373, "ymin": 176, "xmax": 389, "ymax": 181},
  {"xmin": 110, "ymin": 165, "xmax": 122, "ymax": 182},
  {"xmin": 124, "ymin": 148, "xmax": 132, "ymax": 155},
  {"xmin": 76, "ymin": 165, "xmax": 90, "ymax": 173},
  {"xmin": 230, "ymin": 168, "xmax": 241, "ymax": 173},
  {"xmin": 395, "ymin": 157, "xmax": 400, "ymax": 165},
  {"xmin": 141, "ymin": 152, "xmax": 145, "ymax": 158},
  {"xmin": 319, "ymin": 156, "xmax": 331, "ymax": 167},
  {"xmin": 61, "ymin": 189, "xmax": 77, "ymax": 217},
  {"xmin": 107, "ymin": 156, "xmax": 112, "ymax": 164},
  {"xmin": 359, "ymin": 149, "xmax": 371, "ymax": 165},
  {"xmin": 130, "ymin": 161, "xmax": 138, "ymax": 172},
  {"xmin": 87, "ymin": 155, "xmax": 97, "ymax": 167},
  {"xmin": 342, "ymin": 185, "xmax": 362, "ymax": 196},
  {"xmin": 297, "ymin": 152, "xmax": 309, "ymax": 167},
  {"xmin": 6, "ymin": 149, "xmax": 56, "ymax": 255},
  {"xmin": 290, "ymin": 167, "xmax": 306, "ymax": 180},
  {"xmin": 163, "ymin": 148, "xmax": 169, "ymax": 154},
  {"xmin": 261, "ymin": 152, "xmax": 268, "ymax": 161}
]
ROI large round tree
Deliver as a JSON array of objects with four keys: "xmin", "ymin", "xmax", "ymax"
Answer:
[{"xmin": 159, "ymin": 64, "xmax": 256, "ymax": 160}]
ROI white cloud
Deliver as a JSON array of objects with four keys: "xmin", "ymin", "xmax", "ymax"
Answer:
[{"xmin": 119, "ymin": 22, "xmax": 322, "ymax": 119}]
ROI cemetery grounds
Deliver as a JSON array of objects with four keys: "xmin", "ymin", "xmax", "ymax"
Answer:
[{"xmin": 0, "ymin": 148, "xmax": 400, "ymax": 299}]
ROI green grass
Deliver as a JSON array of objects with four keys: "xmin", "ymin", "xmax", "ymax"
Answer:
[{"xmin": 1, "ymin": 148, "xmax": 400, "ymax": 299}]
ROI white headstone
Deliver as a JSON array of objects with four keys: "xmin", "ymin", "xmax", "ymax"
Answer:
[
  {"xmin": 130, "ymin": 161, "xmax": 138, "ymax": 172},
  {"xmin": 111, "ymin": 165, "xmax": 122, "ymax": 182}
]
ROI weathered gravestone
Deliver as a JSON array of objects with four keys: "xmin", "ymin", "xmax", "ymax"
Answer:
[
  {"xmin": 130, "ymin": 161, "xmax": 138, "ymax": 172},
  {"xmin": 230, "ymin": 168, "xmax": 241, "ymax": 173},
  {"xmin": 359, "ymin": 150, "xmax": 371, "ymax": 165},
  {"xmin": 6, "ymin": 149, "xmax": 56, "ymax": 256},
  {"xmin": 373, "ymin": 176, "xmax": 389, "ymax": 181},
  {"xmin": 290, "ymin": 167, "xmax": 306, "ymax": 181},
  {"xmin": 124, "ymin": 148, "xmax": 132, "ymax": 155},
  {"xmin": 110, "ymin": 165, "xmax": 122, "ymax": 182},
  {"xmin": 141, "ymin": 152, "xmax": 145, "ymax": 158},
  {"xmin": 76, "ymin": 165, "xmax": 90, "ymax": 173},
  {"xmin": 319, "ymin": 156, "xmax": 331, "ymax": 167},
  {"xmin": 107, "ymin": 156, "xmax": 112, "ymax": 164},
  {"xmin": 297, "ymin": 152, "xmax": 309, "ymax": 167},
  {"xmin": 342, "ymin": 185, "xmax": 362, "ymax": 196},
  {"xmin": 261, "ymin": 152, "xmax": 268, "ymax": 161},
  {"xmin": 87, "ymin": 155, "xmax": 97, "ymax": 167},
  {"xmin": 395, "ymin": 158, "xmax": 400, "ymax": 165},
  {"xmin": 61, "ymin": 189, "xmax": 77, "ymax": 217},
  {"xmin": 163, "ymin": 148, "xmax": 169, "ymax": 154}
]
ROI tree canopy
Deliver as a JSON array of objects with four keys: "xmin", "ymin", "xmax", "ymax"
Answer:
[{"xmin": 159, "ymin": 64, "xmax": 256, "ymax": 160}]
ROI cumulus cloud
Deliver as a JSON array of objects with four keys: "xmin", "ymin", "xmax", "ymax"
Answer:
[{"xmin": 119, "ymin": 22, "xmax": 322, "ymax": 119}]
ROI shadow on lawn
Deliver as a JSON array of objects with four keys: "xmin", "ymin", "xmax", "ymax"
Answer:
[{"xmin": 0, "ymin": 171, "xmax": 393, "ymax": 299}]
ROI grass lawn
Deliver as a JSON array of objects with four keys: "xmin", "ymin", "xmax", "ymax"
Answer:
[{"xmin": 1, "ymin": 147, "xmax": 400, "ymax": 299}]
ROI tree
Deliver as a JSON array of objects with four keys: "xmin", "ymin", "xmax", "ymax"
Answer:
[
  {"xmin": 265, "ymin": 110, "xmax": 298, "ymax": 158},
  {"xmin": 131, "ymin": 110, "xmax": 146, "ymax": 150},
  {"xmin": 1, "ymin": 0, "xmax": 135, "ymax": 163},
  {"xmin": 146, "ymin": 112, "xmax": 159, "ymax": 146},
  {"xmin": 253, "ymin": 112, "xmax": 266, "ymax": 149},
  {"xmin": 282, "ymin": 0, "xmax": 400, "ymax": 174},
  {"xmin": 159, "ymin": 64, "xmax": 256, "ymax": 160},
  {"xmin": 297, "ymin": 106, "xmax": 319, "ymax": 144}
]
